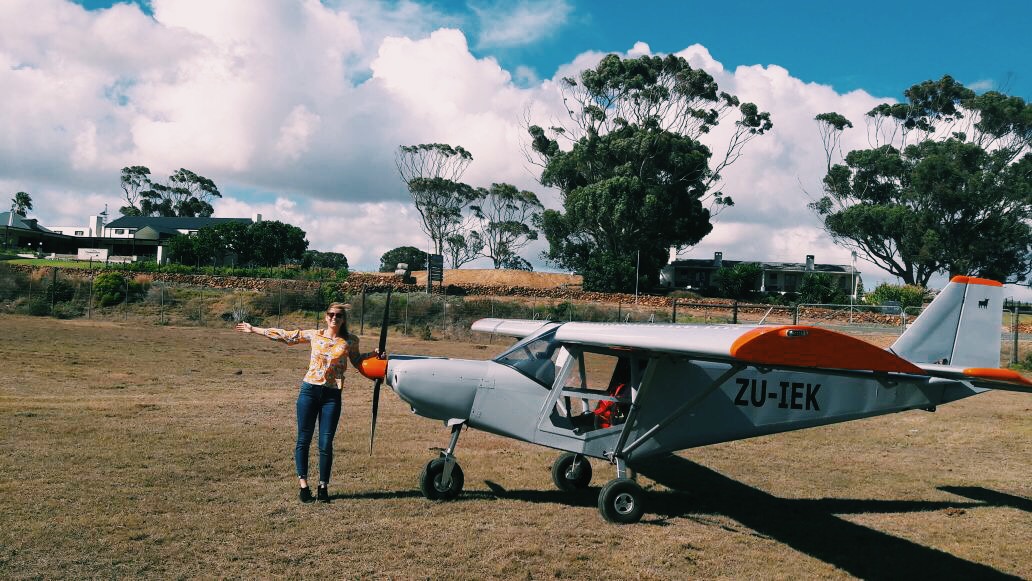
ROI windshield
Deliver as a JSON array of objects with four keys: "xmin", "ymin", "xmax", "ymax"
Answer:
[{"xmin": 494, "ymin": 328, "xmax": 561, "ymax": 388}]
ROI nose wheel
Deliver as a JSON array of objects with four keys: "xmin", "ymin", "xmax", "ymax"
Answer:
[
  {"xmin": 419, "ymin": 421, "xmax": 465, "ymax": 501},
  {"xmin": 419, "ymin": 457, "xmax": 465, "ymax": 500}
]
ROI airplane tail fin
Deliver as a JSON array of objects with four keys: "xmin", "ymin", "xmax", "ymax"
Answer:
[{"xmin": 890, "ymin": 276, "xmax": 1003, "ymax": 367}]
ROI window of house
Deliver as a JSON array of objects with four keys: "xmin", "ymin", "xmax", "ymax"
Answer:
[
  {"xmin": 74, "ymin": 230, "xmax": 84, "ymax": 236},
  {"xmin": 115, "ymin": 229, "xmax": 125, "ymax": 235}
]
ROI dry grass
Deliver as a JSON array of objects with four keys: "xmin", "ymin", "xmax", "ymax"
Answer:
[{"xmin": 0, "ymin": 314, "xmax": 1029, "ymax": 579}]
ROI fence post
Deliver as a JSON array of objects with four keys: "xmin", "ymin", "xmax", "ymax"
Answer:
[
  {"xmin": 123, "ymin": 277, "xmax": 129, "ymax": 321},
  {"xmin": 404, "ymin": 292, "xmax": 409, "ymax": 336},
  {"xmin": 672, "ymin": 298, "xmax": 677, "ymax": 323},
  {"xmin": 792, "ymin": 304, "xmax": 799, "ymax": 325},
  {"xmin": 360, "ymin": 285, "xmax": 367, "ymax": 335},
  {"xmin": 87, "ymin": 271, "xmax": 93, "ymax": 319},
  {"xmin": 159, "ymin": 283, "xmax": 164, "ymax": 325},
  {"xmin": 1012, "ymin": 302, "xmax": 1020, "ymax": 365},
  {"xmin": 732, "ymin": 300, "xmax": 739, "ymax": 324},
  {"xmin": 51, "ymin": 268, "xmax": 57, "ymax": 315}
]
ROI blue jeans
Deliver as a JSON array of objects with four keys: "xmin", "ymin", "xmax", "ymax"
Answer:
[{"xmin": 295, "ymin": 382, "xmax": 342, "ymax": 484}]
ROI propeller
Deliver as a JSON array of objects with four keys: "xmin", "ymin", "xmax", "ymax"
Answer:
[{"xmin": 368, "ymin": 286, "xmax": 392, "ymax": 454}]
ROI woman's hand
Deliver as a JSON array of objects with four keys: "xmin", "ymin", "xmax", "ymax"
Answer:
[{"xmin": 235, "ymin": 322, "xmax": 253, "ymax": 333}]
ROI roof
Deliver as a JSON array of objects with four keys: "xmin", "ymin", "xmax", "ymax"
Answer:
[
  {"xmin": 1, "ymin": 211, "xmax": 58, "ymax": 234},
  {"xmin": 105, "ymin": 216, "xmax": 252, "ymax": 230},
  {"xmin": 666, "ymin": 258, "xmax": 855, "ymax": 274}
]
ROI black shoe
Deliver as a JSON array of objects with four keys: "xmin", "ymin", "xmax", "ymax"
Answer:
[
  {"xmin": 317, "ymin": 485, "xmax": 329, "ymax": 503},
  {"xmin": 299, "ymin": 486, "xmax": 315, "ymax": 503}
]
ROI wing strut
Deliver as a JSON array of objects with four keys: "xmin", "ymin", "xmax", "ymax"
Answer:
[{"xmin": 617, "ymin": 364, "xmax": 744, "ymax": 458}]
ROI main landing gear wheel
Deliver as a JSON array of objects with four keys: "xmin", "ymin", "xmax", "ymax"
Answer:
[
  {"xmin": 597, "ymin": 478, "xmax": 645, "ymax": 524},
  {"xmin": 419, "ymin": 457, "xmax": 465, "ymax": 501},
  {"xmin": 551, "ymin": 452, "xmax": 592, "ymax": 492}
]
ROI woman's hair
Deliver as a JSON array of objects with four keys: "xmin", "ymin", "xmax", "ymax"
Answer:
[{"xmin": 326, "ymin": 302, "xmax": 351, "ymax": 338}]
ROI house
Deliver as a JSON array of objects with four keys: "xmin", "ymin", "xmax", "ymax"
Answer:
[
  {"xmin": 16, "ymin": 213, "xmax": 261, "ymax": 262},
  {"xmin": 2, "ymin": 211, "xmax": 70, "ymax": 254},
  {"xmin": 659, "ymin": 251, "xmax": 859, "ymax": 295}
]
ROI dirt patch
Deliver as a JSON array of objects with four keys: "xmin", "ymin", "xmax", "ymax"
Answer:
[{"xmin": 406, "ymin": 268, "xmax": 582, "ymax": 289}]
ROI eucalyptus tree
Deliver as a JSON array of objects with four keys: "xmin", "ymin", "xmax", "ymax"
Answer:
[
  {"xmin": 471, "ymin": 183, "xmax": 544, "ymax": 269},
  {"xmin": 528, "ymin": 53, "xmax": 772, "ymax": 292},
  {"xmin": 813, "ymin": 76, "xmax": 1031, "ymax": 285},
  {"xmin": 120, "ymin": 166, "xmax": 222, "ymax": 217},
  {"xmin": 395, "ymin": 143, "xmax": 480, "ymax": 260}
]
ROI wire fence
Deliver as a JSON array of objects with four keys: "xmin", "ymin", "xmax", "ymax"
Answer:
[{"xmin": 1, "ymin": 265, "xmax": 1029, "ymax": 363}]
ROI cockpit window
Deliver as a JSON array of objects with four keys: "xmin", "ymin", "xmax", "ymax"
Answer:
[{"xmin": 494, "ymin": 329, "xmax": 560, "ymax": 388}]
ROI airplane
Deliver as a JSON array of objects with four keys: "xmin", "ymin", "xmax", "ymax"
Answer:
[{"xmin": 357, "ymin": 276, "xmax": 1031, "ymax": 524}]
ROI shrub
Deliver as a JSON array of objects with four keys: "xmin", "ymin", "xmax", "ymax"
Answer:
[
  {"xmin": 319, "ymin": 283, "xmax": 349, "ymax": 307},
  {"xmin": 714, "ymin": 263, "xmax": 762, "ymax": 300},
  {"xmin": 798, "ymin": 273, "xmax": 848, "ymax": 305},
  {"xmin": 866, "ymin": 283, "xmax": 926, "ymax": 309},
  {"xmin": 51, "ymin": 301, "xmax": 83, "ymax": 319},
  {"xmin": 93, "ymin": 272, "xmax": 128, "ymax": 306},
  {"xmin": 90, "ymin": 272, "xmax": 144, "ymax": 306},
  {"xmin": 22, "ymin": 296, "xmax": 51, "ymax": 316}
]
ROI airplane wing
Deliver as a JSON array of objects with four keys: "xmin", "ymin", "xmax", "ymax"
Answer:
[
  {"xmin": 473, "ymin": 319, "xmax": 1030, "ymax": 389},
  {"xmin": 554, "ymin": 322, "xmax": 924, "ymax": 374},
  {"xmin": 471, "ymin": 318, "xmax": 554, "ymax": 339}
]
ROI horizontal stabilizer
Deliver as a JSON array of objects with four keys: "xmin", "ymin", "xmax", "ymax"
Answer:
[{"xmin": 919, "ymin": 363, "xmax": 1032, "ymax": 393}]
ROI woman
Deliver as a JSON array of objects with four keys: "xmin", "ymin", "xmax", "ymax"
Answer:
[{"xmin": 235, "ymin": 302, "xmax": 364, "ymax": 503}]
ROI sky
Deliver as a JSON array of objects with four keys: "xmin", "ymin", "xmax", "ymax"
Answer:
[{"xmin": 2, "ymin": 0, "xmax": 1030, "ymax": 297}]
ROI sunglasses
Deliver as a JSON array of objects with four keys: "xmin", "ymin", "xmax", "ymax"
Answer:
[{"xmin": 325, "ymin": 311, "xmax": 345, "ymax": 319}]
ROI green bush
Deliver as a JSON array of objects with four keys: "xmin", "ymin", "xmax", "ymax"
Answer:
[
  {"xmin": 866, "ymin": 283, "xmax": 926, "ymax": 309},
  {"xmin": 798, "ymin": 273, "xmax": 848, "ymax": 305},
  {"xmin": 51, "ymin": 301, "xmax": 83, "ymax": 319},
  {"xmin": 94, "ymin": 272, "xmax": 129, "ymax": 306},
  {"xmin": 23, "ymin": 296, "xmax": 51, "ymax": 316},
  {"xmin": 1013, "ymin": 352, "xmax": 1032, "ymax": 372},
  {"xmin": 319, "ymin": 283, "xmax": 349, "ymax": 307}
]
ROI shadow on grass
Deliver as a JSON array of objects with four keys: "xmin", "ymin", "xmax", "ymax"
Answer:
[{"xmin": 630, "ymin": 455, "xmax": 1021, "ymax": 580}]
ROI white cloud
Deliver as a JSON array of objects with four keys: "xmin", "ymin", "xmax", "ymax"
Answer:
[
  {"xmin": 7, "ymin": 0, "xmax": 1021, "ymax": 296},
  {"xmin": 471, "ymin": 0, "xmax": 572, "ymax": 49}
]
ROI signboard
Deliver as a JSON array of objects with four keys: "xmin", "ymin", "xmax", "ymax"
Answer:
[
  {"xmin": 428, "ymin": 254, "xmax": 444, "ymax": 282},
  {"xmin": 77, "ymin": 248, "xmax": 109, "ymax": 261}
]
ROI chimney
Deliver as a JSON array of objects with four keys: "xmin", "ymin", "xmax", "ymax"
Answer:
[
  {"xmin": 669, "ymin": 246, "xmax": 677, "ymax": 263},
  {"xmin": 88, "ymin": 215, "xmax": 104, "ymax": 237},
  {"xmin": 714, "ymin": 252, "xmax": 723, "ymax": 268},
  {"xmin": 806, "ymin": 255, "xmax": 815, "ymax": 271}
]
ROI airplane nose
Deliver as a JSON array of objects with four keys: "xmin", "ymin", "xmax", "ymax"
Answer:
[{"xmin": 387, "ymin": 357, "xmax": 492, "ymax": 422}]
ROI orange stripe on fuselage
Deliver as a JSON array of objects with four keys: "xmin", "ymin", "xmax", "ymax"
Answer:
[
  {"xmin": 730, "ymin": 326, "xmax": 924, "ymax": 374},
  {"xmin": 950, "ymin": 276, "xmax": 1004, "ymax": 287}
]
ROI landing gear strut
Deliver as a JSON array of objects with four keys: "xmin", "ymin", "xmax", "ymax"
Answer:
[{"xmin": 419, "ymin": 422, "xmax": 465, "ymax": 500}]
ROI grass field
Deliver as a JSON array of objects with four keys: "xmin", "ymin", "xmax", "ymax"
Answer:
[{"xmin": 0, "ymin": 315, "xmax": 1029, "ymax": 579}]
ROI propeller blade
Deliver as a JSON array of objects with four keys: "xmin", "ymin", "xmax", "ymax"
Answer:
[
  {"xmin": 378, "ymin": 286, "xmax": 393, "ymax": 352},
  {"xmin": 369, "ymin": 287, "xmax": 393, "ymax": 455}
]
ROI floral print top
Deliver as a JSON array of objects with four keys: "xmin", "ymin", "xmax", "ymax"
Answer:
[{"xmin": 262, "ymin": 328, "xmax": 354, "ymax": 387}]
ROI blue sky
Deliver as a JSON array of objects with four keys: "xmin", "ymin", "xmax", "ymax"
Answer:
[
  {"xmin": 75, "ymin": 0, "xmax": 1031, "ymax": 100},
  {"xmin": 6, "ymin": 0, "xmax": 1031, "ymax": 296}
]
